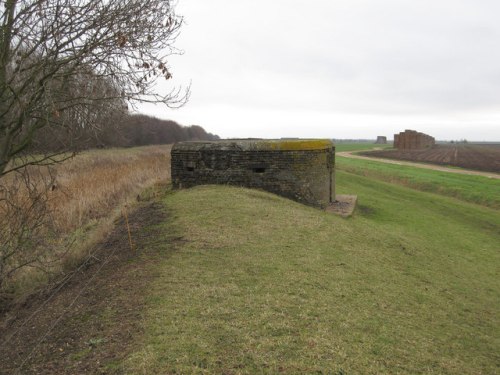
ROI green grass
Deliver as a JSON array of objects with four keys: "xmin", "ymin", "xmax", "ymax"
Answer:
[
  {"xmin": 335, "ymin": 142, "xmax": 392, "ymax": 152},
  {"xmin": 125, "ymin": 175, "xmax": 499, "ymax": 374},
  {"xmin": 337, "ymin": 156, "xmax": 500, "ymax": 209}
]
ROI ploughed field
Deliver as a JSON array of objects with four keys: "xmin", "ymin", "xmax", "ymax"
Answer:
[{"xmin": 362, "ymin": 144, "xmax": 500, "ymax": 173}]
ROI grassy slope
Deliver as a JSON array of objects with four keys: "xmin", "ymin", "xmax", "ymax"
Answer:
[
  {"xmin": 335, "ymin": 142, "xmax": 500, "ymax": 209},
  {"xmin": 125, "ymin": 174, "xmax": 499, "ymax": 374},
  {"xmin": 337, "ymin": 156, "xmax": 500, "ymax": 209},
  {"xmin": 335, "ymin": 143, "xmax": 392, "ymax": 152}
]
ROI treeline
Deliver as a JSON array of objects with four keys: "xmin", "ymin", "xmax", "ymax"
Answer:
[
  {"xmin": 31, "ymin": 113, "xmax": 219, "ymax": 153},
  {"xmin": 108, "ymin": 114, "xmax": 219, "ymax": 147}
]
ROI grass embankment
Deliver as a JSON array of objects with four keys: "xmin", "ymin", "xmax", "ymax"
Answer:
[
  {"xmin": 334, "ymin": 142, "xmax": 499, "ymax": 208},
  {"xmin": 125, "ymin": 174, "xmax": 499, "ymax": 374},
  {"xmin": 3, "ymin": 145, "xmax": 171, "ymax": 299},
  {"xmin": 337, "ymin": 156, "xmax": 500, "ymax": 209},
  {"xmin": 335, "ymin": 143, "xmax": 392, "ymax": 152}
]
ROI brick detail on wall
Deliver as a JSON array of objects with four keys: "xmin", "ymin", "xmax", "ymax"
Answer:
[{"xmin": 171, "ymin": 140, "xmax": 335, "ymax": 208}]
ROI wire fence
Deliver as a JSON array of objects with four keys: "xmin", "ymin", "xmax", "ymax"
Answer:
[{"xmin": 1, "ymin": 203, "xmax": 138, "ymax": 373}]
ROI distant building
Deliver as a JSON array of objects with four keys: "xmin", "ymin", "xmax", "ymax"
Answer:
[
  {"xmin": 394, "ymin": 130, "xmax": 435, "ymax": 150},
  {"xmin": 375, "ymin": 136, "xmax": 387, "ymax": 144}
]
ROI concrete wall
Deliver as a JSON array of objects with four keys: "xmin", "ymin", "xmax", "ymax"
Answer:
[
  {"xmin": 394, "ymin": 130, "xmax": 435, "ymax": 150},
  {"xmin": 171, "ymin": 139, "xmax": 335, "ymax": 208}
]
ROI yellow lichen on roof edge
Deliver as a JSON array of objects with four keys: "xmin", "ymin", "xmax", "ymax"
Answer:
[
  {"xmin": 254, "ymin": 139, "xmax": 333, "ymax": 151},
  {"xmin": 172, "ymin": 139, "xmax": 335, "ymax": 151}
]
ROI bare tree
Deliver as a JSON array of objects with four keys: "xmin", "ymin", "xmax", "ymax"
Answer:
[
  {"xmin": 0, "ymin": 165, "xmax": 55, "ymax": 292},
  {"xmin": 0, "ymin": 0, "xmax": 187, "ymax": 176},
  {"xmin": 0, "ymin": 0, "xmax": 186, "ymax": 296}
]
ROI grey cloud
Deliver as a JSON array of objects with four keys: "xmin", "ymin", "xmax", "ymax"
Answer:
[{"xmin": 140, "ymin": 0, "xmax": 500, "ymax": 140}]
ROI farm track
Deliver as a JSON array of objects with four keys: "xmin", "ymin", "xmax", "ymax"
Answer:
[
  {"xmin": 338, "ymin": 150, "xmax": 500, "ymax": 179},
  {"xmin": 356, "ymin": 144, "xmax": 500, "ymax": 174}
]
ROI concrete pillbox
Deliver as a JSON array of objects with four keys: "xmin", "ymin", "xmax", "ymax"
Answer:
[{"xmin": 171, "ymin": 139, "xmax": 335, "ymax": 208}]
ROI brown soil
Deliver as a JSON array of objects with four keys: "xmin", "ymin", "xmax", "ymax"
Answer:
[
  {"xmin": 360, "ymin": 144, "xmax": 500, "ymax": 173},
  {"xmin": 0, "ymin": 201, "xmax": 180, "ymax": 374}
]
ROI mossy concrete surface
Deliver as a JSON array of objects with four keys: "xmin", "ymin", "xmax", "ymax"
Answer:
[
  {"xmin": 326, "ymin": 194, "xmax": 357, "ymax": 217},
  {"xmin": 172, "ymin": 139, "xmax": 334, "ymax": 151}
]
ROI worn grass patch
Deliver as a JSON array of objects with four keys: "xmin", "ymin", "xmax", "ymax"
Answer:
[{"xmin": 125, "ymin": 176, "xmax": 499, "ymax": 374}]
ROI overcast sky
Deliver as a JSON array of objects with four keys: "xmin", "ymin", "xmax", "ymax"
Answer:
[{"xmin": 138, "ymin": 0, "xmax": 500, "ymax": 141}]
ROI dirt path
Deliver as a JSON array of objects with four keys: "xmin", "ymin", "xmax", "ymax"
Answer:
[
  {"xmin": 337, "ymin": 151, "xmax": 500, "ymax": 179},
  {"xmin": 0, "ymin": 200, "xmax": 180, "ymax": 374}
]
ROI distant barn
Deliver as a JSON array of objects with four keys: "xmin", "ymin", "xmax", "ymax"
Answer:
[
  {"xmin": 171, "ymin": 139, "xmax": 335, "ymax": 208},
  {"xmin": 394, "ymin": 130, "xmax": 435, "ymax": 150}
]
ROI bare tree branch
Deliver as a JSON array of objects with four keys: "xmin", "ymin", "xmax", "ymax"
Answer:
[
  {"xmin": 1, "ymin": 0, "xmax": 188, "ymax": 175},
  {"xmin": 0, "ymin": 0, "xmax": 188, "ymax": 295}
]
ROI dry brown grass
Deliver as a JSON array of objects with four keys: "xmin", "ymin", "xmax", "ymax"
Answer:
[
  {"xmin": 49, "ymin": 145, "xmax": 171, "ymax": 232},
  {"xmin": 1, "ymin": 145, "xmax": 172, "ymax": 300}
]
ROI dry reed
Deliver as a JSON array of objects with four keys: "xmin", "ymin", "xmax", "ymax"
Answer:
[
  {"xmin": 1, "ymin": 145, "xmax": 172, "ymax": 299},
  {"xmin": 49, "ymin": 145, "xmax": 171, "ymax": 233}
]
